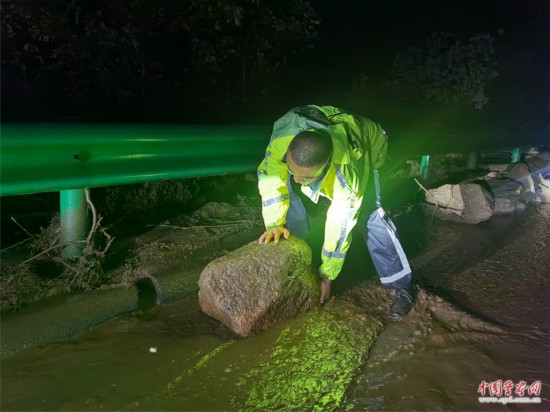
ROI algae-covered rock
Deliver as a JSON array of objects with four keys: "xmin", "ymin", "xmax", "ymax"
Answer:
[
  {"xmin": 198, "ymin": 236, "xmax": 319, "ymax": 337},
  {"xmin": 235, "ymin": 299, "xmax": 383, "ymax": 411}
]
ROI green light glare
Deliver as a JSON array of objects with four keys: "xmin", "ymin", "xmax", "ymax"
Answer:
[{"xmin": 235, "ymin": 300, "xmax": 383, "ymax": 411}]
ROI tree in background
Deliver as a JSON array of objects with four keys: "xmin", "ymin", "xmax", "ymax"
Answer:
[
  {"xmin": 391, "ymin": 32, "xmax": 498, "ymax": 109},
  {"xmin": 186, "ymin": 0, "xmax": 319, "ymax": 103},
  {"xmin": 1, "ymin": 0, "xmax": 319, "ymax": 117}
]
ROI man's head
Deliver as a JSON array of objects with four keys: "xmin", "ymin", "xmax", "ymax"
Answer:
[{"xmin": 286, "ymin": 130, "xmax": 332, "ymax": 185}]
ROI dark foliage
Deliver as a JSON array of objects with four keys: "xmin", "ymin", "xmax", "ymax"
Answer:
[{"xmin": 1, "ymin": 0, "xmax": 319, "ymax": 118}]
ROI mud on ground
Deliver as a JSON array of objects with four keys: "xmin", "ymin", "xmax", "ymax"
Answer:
[{"xmin": 0, "ymin": 195, "xmax": 265, "ymax": 313}]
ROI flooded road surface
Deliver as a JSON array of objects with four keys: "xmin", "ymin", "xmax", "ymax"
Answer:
[
  {"xmin": 347, "ymin": 203, "xmax": 550, "ymax": 411},
  {"xmin": 1, "ymin": 204, "xmax": 549, "ymax": 411}
]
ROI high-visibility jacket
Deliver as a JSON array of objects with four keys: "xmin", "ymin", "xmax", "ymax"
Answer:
[{"xmin": 258, "ymin": 105, "xmax": 388, "ymax": 280}]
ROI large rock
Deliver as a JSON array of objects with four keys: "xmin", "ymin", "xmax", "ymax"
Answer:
[
  {"xmin": 534, "ymin": 176, "xmax": 550, "ymax": 202},
  {"xmin": 240, "ymin": 297, "xmax": 383, "ymax": 411},
  {"xmin": 423, "ymin": 183, "xmax": 494, "ymax": 224},
  {"xmin": 526, "ymin": 153, "xmax": 550, "ymax": 203},
  {"xmin": 198, "ymin": 236, "xmax": 319, "ymax": 336},
  {"xmin": 485, "ymin": 164, "xmax": 510, "ymax": 173},
  {"xmin": 526, "ymin": 152, "xmax": 550, "ymax": 179},
  {"xmin": 484, "ymin": 177, "xmax": 524, "ymax": 214},
  {"xmin": 506, "ymin": 163, "xmax": 536, "ymax": 202}
]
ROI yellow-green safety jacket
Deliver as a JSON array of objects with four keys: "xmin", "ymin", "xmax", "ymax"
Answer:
[{"xmin": 258, "ymin": 105, "xmax": 388, "ymax": 280}]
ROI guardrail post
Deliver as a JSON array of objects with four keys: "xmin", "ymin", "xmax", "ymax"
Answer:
[
  {"xmin": 511, "ymin": 148, "xmax": 522, "ymax": 163},
  {"xmin": 467, "ymin": 151, "xmax": 479, "ymax": 170},
  {"xmin": 420, "ymin": 155, "xmax": 431, "ymax": 180},
  {"xmin": 60, "ymin": 189, "xmax": 88, "ymax": 259}
]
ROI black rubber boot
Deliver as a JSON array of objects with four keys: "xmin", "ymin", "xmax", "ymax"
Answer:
[{"xmin": 389, "ymin": 287, "xmax": 413, "ymax": 318}]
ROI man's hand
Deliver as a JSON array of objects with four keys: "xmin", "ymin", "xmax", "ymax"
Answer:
[
  {"xmin": 259, "ymin": 227, "xmax": 290, "ymax": 244},
  {"xmin": 320, "ymin": 277, "xmax": 332, "ymax": 304}
]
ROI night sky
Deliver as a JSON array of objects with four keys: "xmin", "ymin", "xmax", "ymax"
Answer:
[
  {"xmin": 1, "ymin": 0, "xmax": 549, "ymax": 137},
  {"xmin": 292, "ymin": 1, "xmax": 549, "ymax": 123}
]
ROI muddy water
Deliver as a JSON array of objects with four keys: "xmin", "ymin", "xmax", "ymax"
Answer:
[
  {"xmin": 1, "ymin": 205, "xmax": 549, "ymax": 411},
  {"xmin": 347, "ymin": 288, "xmax": 550, "ymax": 411},
  {"xmin": 346, "ymin": 203, "xmax": 550, "ymax": 411}
]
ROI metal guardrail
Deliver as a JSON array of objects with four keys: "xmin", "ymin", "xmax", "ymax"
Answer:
[
  {"xmin": 2, "ymin": 123, "xmax": 547, "ymax": 196},
  {"xmin": 1, "ymin": 122, "xmax": 545, "ymax": 257},
  {"xmin": 1, "ymin": 123, "xmax": 271, "ymax": 257},
  {"xmin": 0, "ymin": 123, "xmax": 271, "ymax": 197}
]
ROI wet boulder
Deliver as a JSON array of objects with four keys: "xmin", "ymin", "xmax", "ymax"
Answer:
[
  {"xmin": 534, "ymin": 176, "xmax": 550, "ymax": 203},
  {"xmin": 239, "ymin": 298, "xmax": 383, "ymax": 411},
  {"xmin": 505, "ymin": 163, "xmax": 536, "ymax": 202},
  {"xmin": 423, "ymin": 183, "xmax": 494, "ymax": 224},
  {"xmin": 484, "ymin": 177, "xmax": 524, "ymax": 214},
  {"xmin": 526, "ymin": 153, "xmax": 550, "ymax": 203},
  {"xmin": 198, "ymin": 236, "xmax": 319, "ymax": 337},
  {"xmin": 485, "ymin": 164, "xmax": 510, "ymax": 173},
  {"xmin": 526, "ymin": 153, "xmax": 550, "ymax": 177}
]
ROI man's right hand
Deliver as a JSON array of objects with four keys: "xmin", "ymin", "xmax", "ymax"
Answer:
[{"xmin": 259, "ymin": 227, "xmax": 290, "ymax": 244}]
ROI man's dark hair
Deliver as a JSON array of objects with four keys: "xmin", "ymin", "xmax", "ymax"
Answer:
[{"xmin": 288, "ymin": 131, "xmax": 332, "ymax": 167}]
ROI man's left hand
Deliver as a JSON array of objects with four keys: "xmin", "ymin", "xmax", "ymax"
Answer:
[{"xmin": 320, "ymin": 277, "xmax": 332, "ymax": 304}]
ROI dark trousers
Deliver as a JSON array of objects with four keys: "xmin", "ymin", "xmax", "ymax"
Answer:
[{"xmin": 285, "ymin": 180, "xmax": 411, "ymax": 290}]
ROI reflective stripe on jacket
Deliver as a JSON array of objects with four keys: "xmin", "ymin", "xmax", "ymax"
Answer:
[{"xmin": 258, "ymin": 105, "xmax": 388, "ymax": 280}]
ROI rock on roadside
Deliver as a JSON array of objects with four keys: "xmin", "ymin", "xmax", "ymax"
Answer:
[
  {"xmin": 422, "ymin": 152, "xmax": 550, "ymax": 224},
  {"xmin": 483, "ymin": 177, "xmax": 524, "ymax": 214},
  {"xmin": 506, "ymin": 163, "xmax": 537, "ymax": 202},
  {"xmin": 526, "ymin": 153, "xmax": 550, "ymax": 202},
  {"xmin": 423, "ymin": 183, "xmax": 494, "ymax": 224},
  {"xmin": 198, "ymin": 236, "xmax": 320, "ymax": 337}
]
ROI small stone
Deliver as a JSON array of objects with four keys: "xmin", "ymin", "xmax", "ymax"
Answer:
[{"xmin": 149, "ymin": 347, "xmax": 157, "ymax": 353}]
